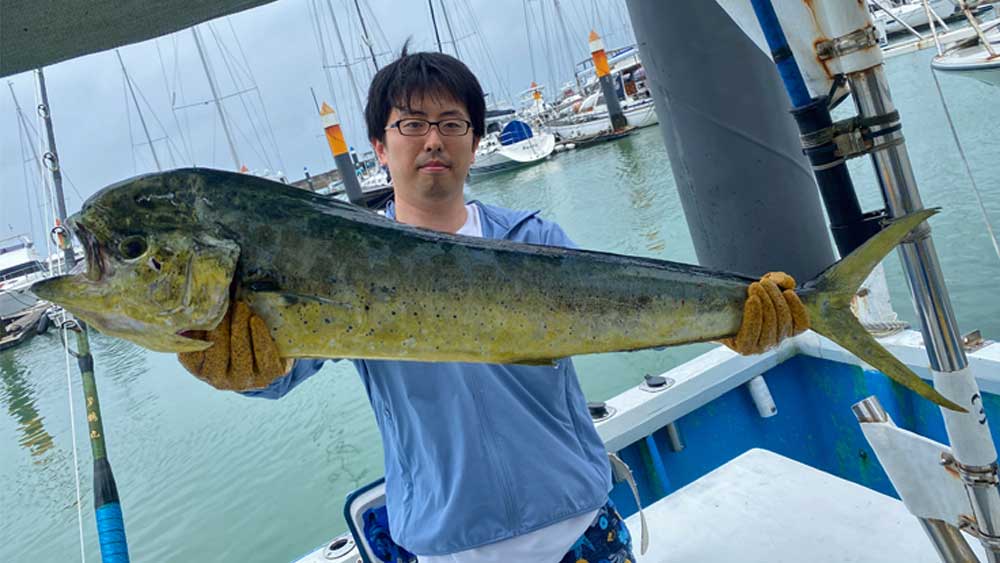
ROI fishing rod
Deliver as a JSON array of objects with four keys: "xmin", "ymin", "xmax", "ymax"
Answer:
[{"xmin": 36, "ymin": 66, "xmax": 131, "ymax": 562}]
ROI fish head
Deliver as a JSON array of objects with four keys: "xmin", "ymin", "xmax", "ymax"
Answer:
[{"xmin": 32, "ymin": 170, "xmax": 240, "ymax": 352}]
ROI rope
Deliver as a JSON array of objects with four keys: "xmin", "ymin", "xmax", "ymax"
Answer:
[
  {"xmin": 862, "ymin": 320, "xmax": 911, "ymax": 338},
  {"xmin": 930, "ymin": 69, "xmax": 1000, "ymax": 263},
  {"xmin": 60, "ymin": 312, "xmax": 87, "ymax": 563}
]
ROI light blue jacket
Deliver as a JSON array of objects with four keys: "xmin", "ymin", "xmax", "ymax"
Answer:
[{"xmin": 244, "ymin": 200, "xmax": 612, "ymax": 556}]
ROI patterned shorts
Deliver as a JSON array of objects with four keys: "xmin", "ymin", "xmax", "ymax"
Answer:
[
  {"xmin": 558, "ymin": 499, "xmax": 635, "ymax": 563},
  {"xmin": 363, "ymin": 498, "xmax": 634, "ymax": 563}
]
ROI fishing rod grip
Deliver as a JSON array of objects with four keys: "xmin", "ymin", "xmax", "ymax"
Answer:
[{"xmin": 94, "ymin": 457, "xmax": 130, "ymax": 562}]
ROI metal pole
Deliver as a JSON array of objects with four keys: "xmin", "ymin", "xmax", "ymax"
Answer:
[
  {"xmin": 919, "ymin": 519, "xmax": 981, "ymax": 563},
  {"xmin": 850, "ymin": 59, "xmax": 1000, "ymax": 563},
  {"xmin": 353, "ymin": 0, "xmax": 380, "ymax": 72},
  {"xmin": 190, "ymin": 26, "xmax": 241, "ymax": 170},
  {"xmin": 115, "ymin": 50, "xmax": 162, "ymax": 172},
  {"xmin": 850, "ymin": 69, "xmax": 966, "ymax": 373},
  {"xmin": 36, "ymin": 67, "xmax": 131, "ymax": 563},
  {"xmin": 428, "ymin": 0, "xmax": 443, "ymax": 53}
]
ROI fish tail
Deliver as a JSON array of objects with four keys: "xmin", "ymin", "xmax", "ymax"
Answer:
[{"xmin": 798, "ymin": 208, "xmax": 965, "ymax": 412}]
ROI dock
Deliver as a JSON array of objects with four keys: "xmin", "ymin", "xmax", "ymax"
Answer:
[{"xmin": 0, "ymin": 303, "xmax": 53, "ymax": 351}]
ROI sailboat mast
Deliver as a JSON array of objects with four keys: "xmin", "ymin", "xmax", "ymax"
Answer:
[
  {"xmin": 537, "ymin": 1, "xmax": 559, "ymax": 97},
  {"xmin": 429, "ymin": 0, "xmax": 444, "ymax": 52},
  {"xmin": 116, "ymin": 50, "xmax": 162, "ymax": 171},
  {"xmin": 523, "ymin": 0, "xmax": 538, "ymax": 84},
  {"xmin": 353, "ymin": 0, "xmax": 380, "ymax": 72},
  {"xmin": 191, "ymin": 26, "xmax": 241, "ymax": 170},
  {"xmin": 326, "ymin": 0, "xmax": 367, "ymax": 124},
  {"xmin": 440, "ymin": 0, "xmax": 461, "ymax": 60},
  {"xmin": 553, "ymin": 0, "xmax": 583, "ymax": 93},
  {"xmin": 8, "ymin": 82, "xmax": 50, "ymax": 255}
]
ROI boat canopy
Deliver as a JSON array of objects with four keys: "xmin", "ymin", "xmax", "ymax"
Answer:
[{"xmin": 499, "ymin": 120, "xmax": 533, "ymax": 146}]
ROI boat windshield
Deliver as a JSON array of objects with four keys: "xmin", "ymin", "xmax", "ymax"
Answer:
[{"xmin": 0, "ymin": 261, "xmax": 45, "ymax": 282}]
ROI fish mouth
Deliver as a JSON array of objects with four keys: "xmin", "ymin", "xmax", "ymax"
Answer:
[
  {"xmin": 70, "ymin": 218, "xmax": 107, "ymax": 282},
  {"xmin": 177, "ymin": 329, "xmax": 206, "ymax": 342},
  {"xmin": 172, "ymin": 330, "xmax": 213, "ymax": 352}
]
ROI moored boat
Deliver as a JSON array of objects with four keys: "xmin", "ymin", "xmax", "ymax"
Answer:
[
  {"xmin": 469, "ymin": 119, "xmax": 555, "ymax": 177},
  {"xmin": 932, "ymin": 26, "xmax": 1000, "ymax": 86}
]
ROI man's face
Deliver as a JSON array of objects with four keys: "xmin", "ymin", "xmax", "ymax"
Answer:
[{"xmin": 373, "ymin": 92, "xmax": 479, "ymax": 201}]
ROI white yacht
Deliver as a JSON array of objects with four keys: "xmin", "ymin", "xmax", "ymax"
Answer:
[
  {"xmin": 543, "ymin": 47, "xmax": 659, "ymax": 141},
  {"xmin": 0, "ymin": 235, "xmax": 48, "ymax": 318},
  {"xmin": 544, "ymin": 94, "xmax": 657, "ymax": 141},
  {"xmin": 470, "ymin": 118, "xmax": 555, "ymax": 177}
]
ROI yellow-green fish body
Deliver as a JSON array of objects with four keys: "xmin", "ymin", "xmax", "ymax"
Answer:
[{"xmin": 32, "ymin": 168, "xmax": 961, "ymax": 411}]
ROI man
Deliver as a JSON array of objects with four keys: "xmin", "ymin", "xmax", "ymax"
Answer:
[{"xmin": 179, "ymin": 49, "xmax": 806, "ymax": 562}]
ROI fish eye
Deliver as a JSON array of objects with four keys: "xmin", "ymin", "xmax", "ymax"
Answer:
[{"xmin": 119, "ymin": 236, "xmax": 148, "ymax": 260}]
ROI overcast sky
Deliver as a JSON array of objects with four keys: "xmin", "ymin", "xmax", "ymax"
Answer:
[{"xmin": 1, "ymin": 0, "xmax": 635, "ymax": 250}]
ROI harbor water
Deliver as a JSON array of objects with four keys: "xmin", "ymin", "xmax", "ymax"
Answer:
[{"xmin": 3, "ymin": 48, "xmax": 999, "ymax": 562}]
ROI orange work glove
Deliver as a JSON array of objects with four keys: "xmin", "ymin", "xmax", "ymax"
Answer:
[
  {"xmin": 178, "ymin": 300, "xmax": 293, "ymax": 391},
  {"xmin": 722, "ymin": 271, "xmax": 810, "ymax": 356}
]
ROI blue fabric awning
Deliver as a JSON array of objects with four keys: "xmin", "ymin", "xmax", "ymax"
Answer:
[{"xmin": 499, "ymin": 120, "xmax": 533, "ymax": 146}]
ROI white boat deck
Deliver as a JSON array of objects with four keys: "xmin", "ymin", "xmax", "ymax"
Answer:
[{"xmin": 628, "ymin": 448, "xmax": 985, "ymax": 562}]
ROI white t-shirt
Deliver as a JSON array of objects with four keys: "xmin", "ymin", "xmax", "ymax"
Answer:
[
  {"xmin": 454, "ymin": 202, "xmax": 483, "ymax": 237},
  {"xmin": 419, "ymin": 202, "xmax": 599, "ymax": 562}
]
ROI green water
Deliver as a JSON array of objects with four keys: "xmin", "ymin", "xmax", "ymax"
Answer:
[{"xmin": 3, "ymin": 49, "xmax": 999, "ymax": 562}]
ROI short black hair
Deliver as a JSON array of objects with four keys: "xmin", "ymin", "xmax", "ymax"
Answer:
[{"xmin": 365, "ymin": 43, "xmax": 485, "ymax": 144}]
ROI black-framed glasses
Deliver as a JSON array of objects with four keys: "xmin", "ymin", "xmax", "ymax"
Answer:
[{"xmin": 387, "ymin": 118, "xmax": 472, "ymax": 137}]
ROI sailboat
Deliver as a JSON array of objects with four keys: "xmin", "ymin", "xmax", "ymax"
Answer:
[{"xmin": 469, "ymin": 111, "xmax": 555, "ymax": 177}]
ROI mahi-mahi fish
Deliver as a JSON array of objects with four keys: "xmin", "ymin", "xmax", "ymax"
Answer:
[{"xmin": 32, "ymin": 168, "xmax": 962, "ymax": 411}]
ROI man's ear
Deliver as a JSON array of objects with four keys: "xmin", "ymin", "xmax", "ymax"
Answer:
[
  {"xmin": 372, "ymin": 138, "xmax": 388, "ymax": 166},
  {"xmin": 471, "ymin": 135, "xmax": 481, "ymax": 159}
]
